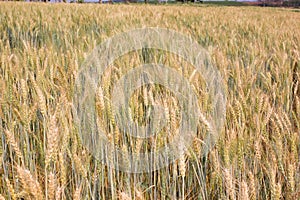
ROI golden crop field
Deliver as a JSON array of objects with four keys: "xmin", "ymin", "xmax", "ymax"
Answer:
[{"xmin": 0, "ymin": 2, "xmax": 299, "ymax": 200}]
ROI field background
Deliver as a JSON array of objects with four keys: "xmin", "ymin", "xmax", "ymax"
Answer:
[{"xmin": 0, "ymin": 3, "xmax": 299, "ymax": 200}]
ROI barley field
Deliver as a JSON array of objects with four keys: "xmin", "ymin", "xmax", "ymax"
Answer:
[{"xmin": 0, "ymin": 2, "xmax": 299, "ymax": 200}]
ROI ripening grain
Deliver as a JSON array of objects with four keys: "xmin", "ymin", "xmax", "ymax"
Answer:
[{"xmin": 0, "ymin": 2, "xmax": 299, "ymax": 200}]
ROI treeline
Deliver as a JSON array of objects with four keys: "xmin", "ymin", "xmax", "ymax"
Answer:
[
  {"xmin": 0, "ymin": 0, "xmax": 201, "ymax": 2},
  {"xmin": 257, "ymin": 0, "xmax": 300, "ymax": 7},
  {"xmin": 1, "ymin": 0, "xmax": 299, "ymax": 7}
]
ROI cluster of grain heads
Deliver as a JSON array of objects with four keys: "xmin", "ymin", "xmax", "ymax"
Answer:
[
  {"xmin": 0, "ymin": 3, "xmax": 299, "ymax": 200},
  {"xmin": 16, "ymin": 166, "xmax": 44, "ymax": 199}
]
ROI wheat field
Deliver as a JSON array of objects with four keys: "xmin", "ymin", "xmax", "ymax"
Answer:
[{"xmin": 0, "ymin": 2, "xmax": 299, "ymax": 200}]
